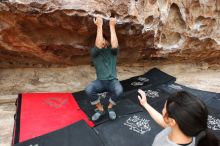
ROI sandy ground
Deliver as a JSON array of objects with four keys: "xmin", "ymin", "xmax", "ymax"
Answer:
[{"xmin": 0, "ymin": 63, "xmax": 220, "ymax": 146}]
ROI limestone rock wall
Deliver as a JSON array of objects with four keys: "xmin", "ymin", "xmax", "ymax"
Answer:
[{"xmin": 0, "ymin": 0, "xmax": 219, "ymax": 67}]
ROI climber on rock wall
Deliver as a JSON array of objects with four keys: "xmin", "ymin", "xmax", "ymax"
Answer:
[{"xmin": 85, "ymin": 16, "xmax": 123, "ymax": 121}]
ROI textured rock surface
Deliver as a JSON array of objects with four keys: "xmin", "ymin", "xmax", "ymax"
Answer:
[{"xmin": 0, "ymin": 0, "xmax": 220, "ymax": 67}]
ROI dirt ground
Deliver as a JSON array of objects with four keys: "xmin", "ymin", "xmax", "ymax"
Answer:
[{"xmin": 0, "ymin": 63, "xmax": 220, "ymax": 146}]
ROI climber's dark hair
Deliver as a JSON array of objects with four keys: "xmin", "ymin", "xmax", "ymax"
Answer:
[{"xmin": 166, "ymin": 91, "xmax": 219, "ymax": 146}]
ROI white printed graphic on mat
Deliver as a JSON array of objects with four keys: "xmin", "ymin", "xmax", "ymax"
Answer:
[
  {"xmin": 131, "ymin": 82, "xmax": 144, "ymax": 86},
  {"xmin": 137, "ymin": 77, "xmax": 149, "ymax": 82},
  {"xmin": 124, "ymin": 115, "xmax": 151, "ymax": 134},
  {"xmin": 29, "ymin": 144, "xmax": 38, "ymax": 146},
  {"xmin": 208, "ymin": 115, "xmax": 220, "ymax": 130},
  {"xmin": 168, "ymin": 84, "xmax": 183, "ymax": 90},
  {"xmin": 144, "ymin": 90, "xmax": 159, "ymax": 98}
]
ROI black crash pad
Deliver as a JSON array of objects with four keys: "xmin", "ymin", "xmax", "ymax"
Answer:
[
  {"xmin": 207, "ymin": 106, "xmax": 220, "ymax": 138},
  {"xmin": 206, "ymin": 94, "xmax": 220, "ymax": 110},
  {"xmin": 158, "ymin": 83, "xmax": 218, "ymax": 103},
  {"xmin": 14, "ymin": 120, "xmax": 103, "ymax": 146},
  {"xmin": 122, "ymin": 86, "xmax": 170, "ymax": 107},
  {"xmin": 121, "ymin": 68, "xmax": 176, "ymax": 93},
  {"xmin": 92, "ymin": 99, "xmax": 144, "ymax": 125},
  {"xmin": 94, "ymin": 112, "xmax": 162, "ymax": 146},
  {"xmin": 73, "ymin": 92, "xmax": 144, "ymax": 125}
]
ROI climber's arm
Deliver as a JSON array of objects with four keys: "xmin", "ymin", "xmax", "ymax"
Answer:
[
  {"xmin": 94, "ymin": 16, "xmax": 104, "ymax": 49},
  {"xmin": 109, "ymin": 17, "xmax": 118, "ymax": 49}
]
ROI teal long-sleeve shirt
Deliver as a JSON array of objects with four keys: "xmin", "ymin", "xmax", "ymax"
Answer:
[{"xmin": 91, "ymin": 46, "xmax": 119, "ymax": 80}]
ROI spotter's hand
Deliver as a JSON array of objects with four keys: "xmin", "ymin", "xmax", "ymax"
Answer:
[{"xmin": 138, "ymin": 89, "xmax": 148, "ymax": 106}]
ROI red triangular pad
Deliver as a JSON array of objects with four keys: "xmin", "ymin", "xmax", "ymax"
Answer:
[{"xmin": 17, "ymin": 93, "xmax": 94, "ymax": 143}]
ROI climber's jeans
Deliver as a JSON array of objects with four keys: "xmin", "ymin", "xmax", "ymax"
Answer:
[{"xmin": 85, "ymin": 79, "xmax": 123, "ymax": 106}]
